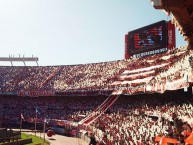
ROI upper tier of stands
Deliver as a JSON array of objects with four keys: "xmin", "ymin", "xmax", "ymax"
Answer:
[
  {"xmin": 0, "ymin": 46, "xmax": 192, "ymax": 96},
  {"xmin": 0, "ymin": 59, "xmax": 129, "ymax": 94}
]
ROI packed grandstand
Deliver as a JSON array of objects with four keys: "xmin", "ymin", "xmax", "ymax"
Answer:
[
  {"xmin": 1, "ymin": 0, "xmax": 193, "ymax": 144},
  {"xmin": 1, "ymin": 45, "xmax": 193, "ymax": 145}
]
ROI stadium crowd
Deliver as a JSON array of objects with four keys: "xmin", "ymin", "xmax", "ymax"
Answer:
[
  {"xmin": 0, "ymin": 60, "xmax": 130, "ymax": 95},
  {"xmin": 0, "ymin": 46, "xmax": 193, "ymax": 145},
  {"xmin": 1, "ymin": 92, "xmax": 193, "ymax": 145},
  {"xmin": 0, "ymin": 95, "xmax": 106, "ymax": 123},
  {"xmin": 115, "ymin": 47, "xmax": 190, "ymax": 85},
  {"xmin": 0, "ymin": 46, "xmax": 192, "ymax": 97},
  {"xmin": 79, "ymin": 93, "xmax": 193, "ymax": 145}
]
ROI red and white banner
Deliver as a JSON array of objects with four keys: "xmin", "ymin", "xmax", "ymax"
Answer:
[
  {"xmin": 167, "ymin": 20, "xmax": 176, "ymax": 49},
  {"xmin": 165, "ymin": 79, "xmax": 189, "ymax": 90},
  {"xmin": 146, "ymin": 83, "xmax": 165, "ymax": 93},
  {"xmin": 146, "ymin": 79, "xmax": 189, "ymax": 93},
  {"xmin": 124, "ymin": 34, "xmax": 130, "ymax": 59},
  {"xmin": 122, "ymin": 86, "xmax": 146, "ymax": 95}
]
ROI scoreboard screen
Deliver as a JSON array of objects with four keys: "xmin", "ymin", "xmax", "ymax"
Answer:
[{"xmin": 128, "ymin": 20, "xmax": 167, "ymax": 55}]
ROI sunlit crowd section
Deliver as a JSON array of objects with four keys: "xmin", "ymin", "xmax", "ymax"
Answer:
[
  {"xmin": 0, "ymin": 46, "xmax": 193, "ymax": 145},
  {"xmin": 0, "ymin": 60, "xmax": 130, "ymax": 95},
  {"xmin": 0, "ymin": 46, "xmax": 191, "ymax": 96}
]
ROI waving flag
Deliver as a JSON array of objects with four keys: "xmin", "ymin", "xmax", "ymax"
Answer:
[
  {"xmin": 36, "ymin": 107, "xmax": 40, "ymax": 115},
  {"xmin": 21, "ymin": 113, "xmax": 24, "ymax": 120}
]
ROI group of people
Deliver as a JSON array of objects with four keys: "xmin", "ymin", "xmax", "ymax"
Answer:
[
  {"xmin": 0, "ymin": 46, "xmax": 191, "ymax": 97},
  {"xmin": 111, "ymin": 46, "xmax": 192, "ymax": 95},
  {"xmin": 0, "ymin": 60, "xmax": 129, "ymax": 95},
  {"xmin": 0, "ymin": 46, "xmax": 193, "ymax": 145},
  {"xmin": 79, "ymin": 93, "xmax": 193, "ymax": 145},
  {"xmin": 1, "ymin": 90, "xmax": 193, "ymax": 145},
  {"xmin": 0, "ymin": 95, "xmax": 106, "ymax": 124}
]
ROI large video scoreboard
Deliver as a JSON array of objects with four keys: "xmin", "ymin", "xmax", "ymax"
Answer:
[{"xmin": 125, "ymin": 20, "xmax": 176, "ymax": 59}]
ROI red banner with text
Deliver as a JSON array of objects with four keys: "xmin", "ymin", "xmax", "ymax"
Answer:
[{"xmin": 167, "ymin": 20, "xmax": 176, "ymax": 49}]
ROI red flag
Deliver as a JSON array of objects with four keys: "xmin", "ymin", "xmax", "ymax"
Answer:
[
  {"xmin": 185, "ymin": 132, "xmax": 193, "ymax": 144},
  {"xmin": 182, "ymin": 131, "xmax": 191, "ymax": 136},
  {"xmin": 155, "ymin": 136, "xmax": 178, "ymax": 145}
]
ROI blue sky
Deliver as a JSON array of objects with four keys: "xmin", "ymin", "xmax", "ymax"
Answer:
[{"xmin": 0, "ymin": 0, "xmax": 186, "ymax": 66}]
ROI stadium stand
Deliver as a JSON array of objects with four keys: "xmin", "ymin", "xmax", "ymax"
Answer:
[
  {"xmin": 0, "ymin": 45, "xmax": 193, "ymax": 144},
  {"xmin": 1, "ymin": 0, "xmax": 193, "ymax": 144},
  {"xmin": 0, "ymin": 59, "xmax": 129, "ymax": 96}
]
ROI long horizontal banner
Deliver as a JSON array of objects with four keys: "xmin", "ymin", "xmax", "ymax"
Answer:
[
  {"xmin": 146, "ymin": 79, "xmax": 189, "ymax": 93},
  {"xmin": 17, "ymin": 90, "xmax": 55, "ymax": 97},
  {"xmin": 165, "ymin": 80, "xmax": 189, "ymax": 91},
  {"xmin": 113, "ymin": 79, "xmax": 189, "ymax": 95},
  {"xmin": 16, "ymin": 79, "xmax": 189, "ymax": 96}
]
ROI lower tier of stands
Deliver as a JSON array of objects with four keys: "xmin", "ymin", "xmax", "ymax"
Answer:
[{"xmin": 0, "ymin": 88, "xmax": 193, "ymax": 144}]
